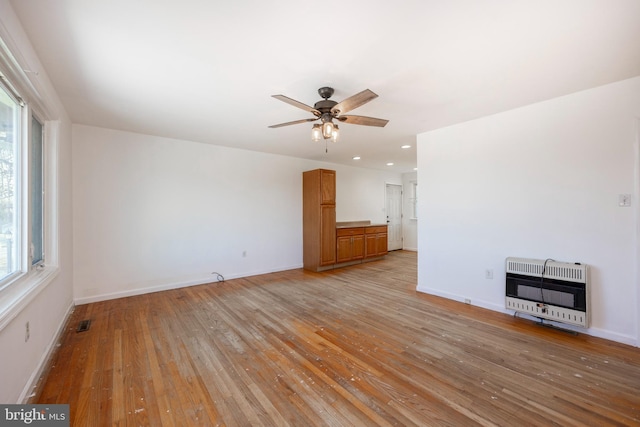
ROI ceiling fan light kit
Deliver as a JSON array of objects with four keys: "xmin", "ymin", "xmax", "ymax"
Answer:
[
  {"xmin": 269, "ymin": 87, "xmax": 388, "ymax": 145},
  {"xmin": 322, "ymin": 121, "xmax": 334, "ymax": 139},
  {"xmin": 331, "ymin": 125, "xmax": 339, "ymax": 142},
  {"xmin": 311, "ymin": 124, "xmax": 322, "ymax": 142}
]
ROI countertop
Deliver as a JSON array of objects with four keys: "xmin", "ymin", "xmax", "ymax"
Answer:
[{"xmin": 336, "ymin": 221, "xmax": 387, "ymax": 229}]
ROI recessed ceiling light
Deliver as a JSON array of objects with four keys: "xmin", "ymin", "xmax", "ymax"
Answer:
[
  {"xmin": 413, "ymin": 167, "xmax": 418, "ymax": 171},
  {"xmin": 386, "ymin": 162, "xmax": 394, "ymax": 166},
  {"xmin": 401, "ymin": 145, "xmax": 411, "ymax": 149},
  {"xmin": 352, "ymin": 156, "xmax": 361, "ymax": 160}
]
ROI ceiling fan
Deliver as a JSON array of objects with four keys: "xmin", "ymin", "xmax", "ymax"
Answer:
[{"xmin": 268, "ymin": 87, "xmax": 388, "ymax": 142}]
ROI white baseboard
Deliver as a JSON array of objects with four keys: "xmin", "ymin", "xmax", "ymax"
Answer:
[
  {"xmin": 416, "ymin": 285, "xmax": 503, "ymax": 312},
  {"xmin": 19, "ymin": 301, "xmax": 75, "ymax": 403},
  {"xmin": 415, "ymin": 285, "xmax": 638, "ymax": 348},
  {"xmin": 74, "ymin": 264, "xmax": 303, "ymax": 305}
]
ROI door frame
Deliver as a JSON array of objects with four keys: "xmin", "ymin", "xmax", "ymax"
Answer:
[{"xmin": 635, "ymin": 118, "xmax": 640, "ymax": 347}]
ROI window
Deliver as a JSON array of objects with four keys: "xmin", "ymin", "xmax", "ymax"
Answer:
[
  {"xmin": 0, "ymin": 82, "xmax": 19, "ymax": 280},
  {"xmin": 31, "ymin": 116, "xmax": 44, "ymax": 266},
  {"xmin": 0, "ymin": 77, "xmax": 47, "ymax": 291},
  {"xmin": 410, "ymin": 181, "xmax": 418, "ymax": 219},
  {"xmin": 0, "ymin": 35, "xmax": 58, "ymax": 326}
]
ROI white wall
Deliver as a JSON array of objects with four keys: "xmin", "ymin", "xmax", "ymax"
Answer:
[
  {"xmin": 402, "ymin": 171, "xmax": 418, "ymax": 251},
  {"xmin": 417, "ymin": 77, "xmax": 640, "ymax": 346},
  {"xmin": 334, "ymin": 165, "xmax": 402, "ymax": 224},
  {"xmin": 72, "ymin": 125, "xmax": 401, "ymax": 303},
  {"xmin": 0, "ymin": 0, "xmax": 74, "ymax": 403}
]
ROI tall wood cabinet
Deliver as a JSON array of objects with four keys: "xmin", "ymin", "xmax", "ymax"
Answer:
[{"xmin": 303, "ymin": 169, "xmax": 336, "ymax": 271}]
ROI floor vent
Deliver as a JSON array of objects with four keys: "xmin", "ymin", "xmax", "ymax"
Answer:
[{"xmin": 76, "ymin": 319, "xmax": 91, "ymax": 333}]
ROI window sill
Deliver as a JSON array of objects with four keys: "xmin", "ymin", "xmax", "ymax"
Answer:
[{"xmin": 0, "ymin": 266, "xmax": 60, "ymax": 332}]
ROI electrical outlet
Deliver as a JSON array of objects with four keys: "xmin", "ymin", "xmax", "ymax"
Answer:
[
  {"xmin": 25, "ymin": 321, "xmax": 30, "ymax": 342},
  {"xmin": 242, "ymin": 250, "xmax": 247, "ymax": 257},
  {"xmin": 485, "ymin": 269, "xmax": 494, "ymax": 279},
  {"xmin": 619, "ymin": 194, "xmax": 631, "ymax": 207},
  {"xmin": 464, "ymin": 299, "xmax": 471, "ymax": 305}
]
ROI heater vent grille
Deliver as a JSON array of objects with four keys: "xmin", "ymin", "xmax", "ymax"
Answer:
[
  {"xmin": 506, "ymin": 297, "xmax": 586, "ymax": 327},
  {"xmin": 506, "ymin": 257, "xmax": 586, "ymax": 283}
]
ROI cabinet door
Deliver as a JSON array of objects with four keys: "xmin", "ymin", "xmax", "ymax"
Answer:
[
  {"xmin": 320, "ymin": 169, "xmax": 336, "ymax": 205},
  {"xmin": 320, "ymin": 205, "xmax": 336, "ymax": 265},
  {"xmin": 377, "ymin": 233, "xmax": 388, "ymax": 256},
  {"xmin": 365, "ymin": 234, "xmax": 377, "ymax": 258},
  {"xmin": 336, "ymin": 236, "xmax": 352, "ymax": 263},
  {"xmin": 352, "ymin": 235, "xmax": 365, "ymax": 260}
]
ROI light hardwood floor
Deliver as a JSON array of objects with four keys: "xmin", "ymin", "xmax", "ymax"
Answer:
[{"xmin": 33, "ymin": 251, "xmax": 640, "ymax": 426}]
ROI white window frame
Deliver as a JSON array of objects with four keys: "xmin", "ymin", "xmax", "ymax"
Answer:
[
  {"xmin": 0, "ymin": 37, "xmax": 60, "ymax": 331},
  {"xmin": 30, "ymin": 112, "xmax": 45, "ymax": 268}
]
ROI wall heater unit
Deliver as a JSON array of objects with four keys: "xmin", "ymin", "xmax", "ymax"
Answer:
[{"xmin": 505, "ymin": 257, "xmax": 589, "ymax": 327}]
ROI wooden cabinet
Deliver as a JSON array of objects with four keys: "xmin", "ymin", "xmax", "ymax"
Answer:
[
  {"xmin": 336, "ymin": 227, "xmax": 365, "ymax": 263},
  {"xmin": 320, "ymin": 170, "xmax": 335, "ymax": 204},
  {"xmin": 338, "ymin": 225, "xmax": 387, "ymax": 264},
  {"xmin": 303, "ymin": 169, "xmax": 336, "ymax": 271},
  {"xmin": 320, "ymin": 205, "xmax": 336, "ymax": 266},
  {"xmin": 365, "ymin": 226, "xmax": 388, "ymax": 258},
  {"xmin": 303, "ymin": 168, "xmax": 387, "ymax": 271}
]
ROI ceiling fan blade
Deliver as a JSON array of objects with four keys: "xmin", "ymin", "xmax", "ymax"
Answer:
[
  {"xmin": 268, "ymin": 117, "xmax": 318, "ymax": 128},
  {"xmin": 331, "ymin": 89, "xmax": 378, "ymax": 115},
  {"xmin": 337, "ymin": 115, "xmax": 389, "ymax": 127},
  {"xmin": 272, "ymin": 95, "xmax": 321, "ymax": 116}
]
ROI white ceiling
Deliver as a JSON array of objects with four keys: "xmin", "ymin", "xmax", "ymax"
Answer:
[{"xmin": 9, "ymin": 0, "xmax": 640, "ymax": 173}]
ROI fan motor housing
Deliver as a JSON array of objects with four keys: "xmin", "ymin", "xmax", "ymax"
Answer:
[{"xmin": 314, "ymin": 99, "xmax": 338, "ymax": 113}]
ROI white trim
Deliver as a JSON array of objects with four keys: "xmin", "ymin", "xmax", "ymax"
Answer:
[
  {"xmin": 635, "ymin": 117, "xmax": 640, "ymax": 348},
  {"xmin": 43, "ymin": 120, "xmax": 59, "ymax": 267},
  {"xmin": 0, "ymin": 15, "xmax": 52, "ymax": 119},
  {"xmin": 416, "ymin": 285, "xmax": 638, "ymax": 347},
  {"xmin": 74, "ymin": 263, "xmax": 303, "ymax": 305},
  {"xmin": 0, "ymin": 266, "xmax": 59, "ymax": 332}
]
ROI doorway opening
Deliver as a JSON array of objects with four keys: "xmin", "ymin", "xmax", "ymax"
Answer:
[{"xmin": 386, "ymin": 183, "xmax": 403, "ymax": 251}]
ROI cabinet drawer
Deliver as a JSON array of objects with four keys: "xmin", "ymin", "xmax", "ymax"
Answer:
[
  {"xmin": 336, "ymin": 227, "xmax": 364, "ymax": 237},
  {"xmin": 365, "ymin": 226, "xmax": 387, "ymax": 234}
]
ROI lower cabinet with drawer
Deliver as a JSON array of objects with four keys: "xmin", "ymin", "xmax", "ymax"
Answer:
[
  {"xmin": 335, "ymin": 224, "xmax": 387, "ymax": 266},
  {"xmin": 336, "ymin": 227, "xmax": 365, "ymax": 263},
  {"xmin": 365, "ymin": 226, "xmax": 388, "ymax": 258}
]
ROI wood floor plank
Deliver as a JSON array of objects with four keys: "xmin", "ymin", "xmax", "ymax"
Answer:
[{"xmin": 31, "ymin": 251, "xmax": 640, "ymax": 426}]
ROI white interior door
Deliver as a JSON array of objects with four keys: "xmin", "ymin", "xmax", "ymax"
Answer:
[{"xmin": 386, "ymin": 184, "xmax": 403, "ymax": 251}]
